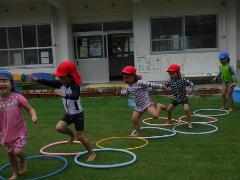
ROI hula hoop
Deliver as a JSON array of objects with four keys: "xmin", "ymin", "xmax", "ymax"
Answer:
[
  {"xmin": 173, "ymin": 122, "xmax": 218, "ymax": 135},
  {"xmin": 96, "ymin": 137, "xmax": 149, "ymax": 150},
  {"xmin": 130, "ymin": 126, "xmax": 176, "ymax": 139},
  {"xmin": 74, "ymin": 148, "xmax": 136, "ymax": 169},
  {"xmin": 40, "ymin": 140, "xmax": 82, "ymax": 156},
  {"xmin": 179, "ymin": 115, "xmax": 218, "ymax": 124},
  {"xmin": 0, "ymin": 155, "xmax": 68, "ymax": 180},
  {"xmin": 193, "ymin": 108, "xmax": 229, "ymax": 117},
  {"xmin": 142, "ymin": 116, "xmax": 180, "ymax": 126}
]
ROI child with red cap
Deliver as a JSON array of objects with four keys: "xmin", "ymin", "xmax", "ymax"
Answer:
[
  {"xmin": 119, "ymin": 66, "xmax": 166, "ymax": 137},
  {"xmin": 29, "ymin": 60, "xmax": 96, "ymax": 161},
  {"xmin": 0, "ymin": 70, "xmax": 37, "ymax": 179},
  {"xmin": 163, "ymin": 64, "xmax": 193, "ymax": 128}
]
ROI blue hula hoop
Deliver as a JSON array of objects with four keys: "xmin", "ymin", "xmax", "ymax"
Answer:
[
  {"xmin": 193, "ymin": 108, "xmax": 229, "ymax": 117},
  {"xmin": 173, "ymin": 122, "xmax": 218, "ymax": 135},
  {"xmin": 0, "ymin": 155, "xmax": 68, "ymax": 180},
  {"xmin": 74, "ymin": 148, "xmax": 136, "ymax": 169},
  {"xmin": 130, "ymin": 126, "xmax": 176, "ymax": 139}
]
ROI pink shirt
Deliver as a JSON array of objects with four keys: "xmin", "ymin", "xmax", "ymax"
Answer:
[{"xmin": 0, "ymin": 93, "xmax": 28, "ymax": 144}]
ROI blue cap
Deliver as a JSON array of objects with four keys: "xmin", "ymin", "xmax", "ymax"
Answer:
[
  {"xmin": 0, "ymin": 70, "xmax": 13, "ymax": 80},
  {"xmin": 218, "ymin": 51, "xmax": 230, "ymax": 59}
]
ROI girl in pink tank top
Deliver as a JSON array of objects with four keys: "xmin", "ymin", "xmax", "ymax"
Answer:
[{"xmin": 0, "ymin": 70, "xmax": 37, "ymax": 180}]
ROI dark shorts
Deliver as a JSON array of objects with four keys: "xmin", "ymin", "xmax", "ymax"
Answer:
[
  {"xmin": 62, "ymin": 112, "xmax": 84, "ymax": 132},
  {"xmin": 171, "ymin": 99, "xmax": 189, "ymax": 106}
]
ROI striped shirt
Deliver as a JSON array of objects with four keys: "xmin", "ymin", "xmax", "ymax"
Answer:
[
  {"xmin": 164, "ymin": 78, "xmax": 193, "ymax": 102},
  {"xmin": 38, "ymin": 79, "xmax": 83, "ymax": 115},
  {"xmin": 121, "ymin": 80, "xmax": 163, "ymax": 112}
]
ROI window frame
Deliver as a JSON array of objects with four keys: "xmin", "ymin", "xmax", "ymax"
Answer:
[
  {"xmin": 150, "ymin": 14, "xmax": 218, "ymax": 54},
  {"xmin": 0, "ymin": 24, "xmax": 54, "ymax": 68}
]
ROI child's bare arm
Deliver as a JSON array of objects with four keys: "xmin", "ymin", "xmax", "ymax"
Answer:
[{"xmin": 23, "ymin": 103, "xmax": 38, "ymax": 123}]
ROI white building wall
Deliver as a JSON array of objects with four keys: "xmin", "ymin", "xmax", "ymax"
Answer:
[{"xmin": 133, "ymin": 0, "xmax": 237, "ymax": 81}]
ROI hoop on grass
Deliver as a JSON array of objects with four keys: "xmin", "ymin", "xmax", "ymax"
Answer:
[
  {"xmin": 142, "ymin": 116, "xmax": 180, "ymax": 126},
  {"xmin": 40, "ymin": 140, "xmax": 82, "ymax": 156},
  {"xmin": 96, "ymin": 137, "xmax": 149, "ymax": 150},
  {"xmin": 193, "ymin": 108, "xmax": 229, "ymax": 117},
  {"xmin": 0, "ymin": 155, "xmax": 68, "ymax": 180},
  {"xmin": 173, "ymin": 122, "xmax": 218, "ymax": 135},
  {"xmin": 74, "ymin": 148, "xmax": 136, "ymax": 169},
  {"xmin": 179, "ymin": 115, "xmax": 218, "ymax": 124},
  {"xmin": 130, "ymin": 126, "xmax": 176, "ymax": 139}
]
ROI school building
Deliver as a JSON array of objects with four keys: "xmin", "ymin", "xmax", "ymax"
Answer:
[{"xmin": 0, "ymin": 0, "xmax": 239, "ymax": 83}]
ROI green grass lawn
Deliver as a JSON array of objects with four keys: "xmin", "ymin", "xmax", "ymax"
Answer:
[{"xmin": 0, "ymin": 95, "xmax": 240, "ymax": 180}]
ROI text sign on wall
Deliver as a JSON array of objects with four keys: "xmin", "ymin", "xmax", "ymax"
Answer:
[{"xmin": 136, "ymin": 52, "xmax": 219, "ymax": 76}]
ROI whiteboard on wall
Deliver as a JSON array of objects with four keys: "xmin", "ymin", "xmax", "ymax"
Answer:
[{"xmin": 136, "ymin": 52, "xmax": 219, "ymax": 78}]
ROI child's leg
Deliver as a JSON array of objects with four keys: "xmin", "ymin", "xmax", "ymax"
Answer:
[
  {"xmin": 7, "ymin": 151, "xmax": 19, "ymax": 180},
  {"xmin": 75, "ymin": 131, "xmax": 96, "ymax": 162},
  {"xmin": 221, "ymin": 85, "xmax": 227, "ymax": 109},
  {"xmin": 167, "ymin": 104, "xmax": 175, "ymax": 123},
  {"xmin": 56, "ymin": 120, "xmax": 75, "ymax": 143},
  {"xmin": 147, "ymin": 105, "xmax": 159, "ymax": 119},
  {"xmin": 13, "ymin": 147, "xmax": 27, "ymax": 175},
  {"xmin": 227, "ymin": 85, "xmax": 234, "ymax": 111},
  {"xmin": 155, "ymin": 103, "xmax": 167, "ymax": 115},
  {"xmin": 131, "ymin": 111, "xmax": 142, "ymax": 137},
  {"xmin": 183, "ymin": 104, "xmax": 192, "ymax": 129}
]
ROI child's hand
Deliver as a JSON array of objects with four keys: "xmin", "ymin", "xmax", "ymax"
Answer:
[
  {"xmin": 211, "ymin": 77, "xmax": 217, "ymax": 83},
  {"xmin": 230, "ymin": 82, "xmax": 236, "ymax": 88},
  {"xmin": 187, "ymin": 89, "xmax": 192, "ymax": 95},
  {"xmin": 54, "ymin": 90, "xmax": 65, "ymax": 97},
  {"xmin": 32, "ymin": 115, "xmax": 38, "ymax": 124},
  {"xmin": 115, "ymin": 91, "xmax": 121, "ymax": 96}
]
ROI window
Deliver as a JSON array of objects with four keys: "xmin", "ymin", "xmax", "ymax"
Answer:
[
  {"xmin": 8, "ymin": 27, "xmax": 22, "ymax": 48},
  {"xmin": 108, "ymin": 33, "xmax": 133, "ymax": 58},
  {"xmin": 0, "ymin": 28, "xmax": 7, "ymax": 49},
  {"xmin": 185, "ymin": 15, "xmax": 216, "ymax": 49},
  {"xmin": 151, "ymin": 15, "xmax": 217, "ymax": 52},
  {"xmin": 23, "ymin": 26, "xmax": 37, "ymax": 48},
  {"xmin": 0, "ymin": 24, "xmax": 53, "ymax": 67},
  {"xmin": 0, "ymin": 51, "xmax": 9, "ymax": 66},
  {"xmin": 76, "ymin": 36, "xmax": 104, "ymax": 59},
  {"xmin": 37, "ymin": 25, "xmax": 52, "ymax": 47},
  {"xmin": 73, "ymin": 21, "xmax": 133, "ymax": 59}
]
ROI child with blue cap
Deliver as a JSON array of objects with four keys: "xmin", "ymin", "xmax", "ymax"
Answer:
[
  {"xmin": 212, "ymin": 51, "xmax": 237, "ymax": 111},
  {"xmin": 0, "ymin": 70, "xmax": 37, "ymax": 179}
]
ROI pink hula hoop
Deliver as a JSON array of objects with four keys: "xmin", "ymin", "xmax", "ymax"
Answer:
[{"xmin": 40, "ymin": 140, "xmax": 82, "ymax": 156}]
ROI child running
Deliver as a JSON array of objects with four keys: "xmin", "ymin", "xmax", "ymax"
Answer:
[
  {"xmin": 119, "ymin": 66, "xmax": 166, "ymax": 137},
  {"xmin": 212, "ymin": 51, "xmax": 237, "ymax": 112},
  {"xmin": 0, "ymin": 70, "xmax": 37, "ymax": 180},
  {"xmin": 29, "ymin": 60, "xmax": 96, "ymax": 161},
  {"xmin": 163, "ymin": 64, "xmax": 193, "ymax": 129}
]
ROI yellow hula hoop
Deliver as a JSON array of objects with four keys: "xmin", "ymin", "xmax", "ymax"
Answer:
[
  {"xmin": 142, "ymin": 116, "xmax": 181, "ymax": 127},
  {"xmin": 96, "ymin": 136, "xmax": 149, "ymax": 150}
]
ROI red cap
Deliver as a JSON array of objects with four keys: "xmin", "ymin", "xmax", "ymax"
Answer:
[
  {"xmin": 122, "ymin": 66, "xmax": 137, "ymax": 74},
  {"xmin": 167, "ymin": 64, "xmax": 181, "ymax": 73},
  {"xmin": 54, "ymin": 60, "xmax": 82, "ymax": 84}
]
